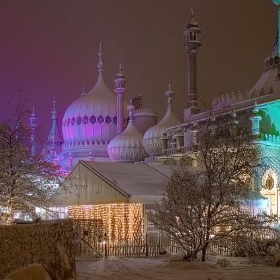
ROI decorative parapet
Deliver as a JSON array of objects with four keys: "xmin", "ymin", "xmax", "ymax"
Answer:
[
  {"xmin": 166, "ymin": 145, "xmax": 191, "ymax": 156},
  {"xmin": 212, "ymin": 87, "xmax": 274, "ymax": 110},
  {"xmin": 260, "ymin": 133, "xmax": 280, "ymax": 145}
]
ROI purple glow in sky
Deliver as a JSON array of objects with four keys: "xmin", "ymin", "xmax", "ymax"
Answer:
[{"xmin": 0, "ymin": 0, "xmax": 277, "ymax": 138}]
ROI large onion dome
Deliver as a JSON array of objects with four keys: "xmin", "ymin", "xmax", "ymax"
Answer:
[
  {"xmin": 143, "ymin": 85, "xmax": 181, "ymax": 157},
  {"xmin": 107, "ymin": 104, "xmax": 147, "ymax": 163},
  {"xmin": 61, "ymin": 46, "xmax": 117, "ymax": 161}
]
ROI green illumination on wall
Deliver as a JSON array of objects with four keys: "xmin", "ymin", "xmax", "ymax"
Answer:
[{"xmin": 259, "ymin": 101, "xmax": 280, "ymax": 136}]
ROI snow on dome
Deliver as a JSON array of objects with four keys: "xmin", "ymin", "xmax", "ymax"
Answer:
[
  {"xmin": 62, "ymin": 46, "xmax": 117, "ymax": 159},
  {"xmin": 107, "ymin": 104, "xmax": 147, "ymax": 163},
  {"xmin": 143, "ymin": 85, "xmax": 181, "ymax": 157}
]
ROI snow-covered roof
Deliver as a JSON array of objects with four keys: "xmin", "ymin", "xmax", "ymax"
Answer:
[{"xmin": 81, "ymin": 161, "xmax": 170, "ymax": 203}]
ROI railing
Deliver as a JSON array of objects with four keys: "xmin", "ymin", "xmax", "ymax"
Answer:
[
  {"xmin": 260, "ymin": 133, "xmax": 280, "ymax": 145},
  {"xmin": 166, "ymin": 146, "xmax": 191, "ymax": 156},
  {"xmin": 75, "ymin": 234, "xmax": 179, "ymax": 258},
  {"xmin": 75, "ymin": 230, "xmax": 280, "ymax": 258}
]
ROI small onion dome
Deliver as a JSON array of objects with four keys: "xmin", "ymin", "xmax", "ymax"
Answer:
[
  {"xmin": 143, "ymin": 84, "xmax": 181, "ymax": 156},
  {"xmin": 107, "ymin": 104, "xmax": 147, "ymax": 163},
  {"xmin": 186, "ymin": 8, "xmax": 199, "ymax": 28}
]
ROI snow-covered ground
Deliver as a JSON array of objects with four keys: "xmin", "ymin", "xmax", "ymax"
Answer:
[{"xmin": 76, "ymin": 255, "xmax": 280, "ymax": 280}]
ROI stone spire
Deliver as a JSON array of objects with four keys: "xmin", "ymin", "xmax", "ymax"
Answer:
[
  {"xmin": 29, "ymin": 107, "xmax": 37, "ymax": 156},
  {"xmin": 46, "ymin": 97, "xmax": 63, "ymax": 161},
  {"xmin": 114, "ymin": 64, "xmax": 126, "ymax": 135},
  {"xmin": 184, "ymin": 8, "xmax": 202, "ymax": 120}
]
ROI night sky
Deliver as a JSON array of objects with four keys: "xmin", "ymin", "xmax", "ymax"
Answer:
[{"xmin": 0, "ymin": 0, "xmax": 277, "ymax": 136}]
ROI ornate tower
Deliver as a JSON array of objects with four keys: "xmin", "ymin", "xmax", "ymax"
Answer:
[
  {"xmin": 114, "ymin": 64, "xmax": 126, "ymax": 135},
  {"xmin": 46, "ymin": 97, "xmax": 63, "ymax": 162},
  {"xmin": 184, "ymin": 8, "xmax": 202, "ymax": 121},
  {"xmin": 29, "ymin": 107, "xmax": 37, "ymax": 156}
]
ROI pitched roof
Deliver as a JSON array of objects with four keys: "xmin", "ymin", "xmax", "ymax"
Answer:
[{"xmin": 81, "ymin": 161, "xmax": 170, "ymax": 203}]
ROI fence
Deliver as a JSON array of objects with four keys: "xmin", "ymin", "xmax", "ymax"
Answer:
[
  {"xmin": 75, "ymin": 230, "xmax": 280, "ymax": 259},
  {"xmin": 75, "ymin": 234, "xmax": 179, "ymax": 258}
]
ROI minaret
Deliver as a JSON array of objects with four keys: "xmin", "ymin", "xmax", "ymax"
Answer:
[
  {"xmin": 29, "ymin": 107, "xmax": 37, "ymax": 156},
  {"xmin": 46, "ymin": 97, "xmax": 63, "ymax": 161},
  {"xmin": 272, "ymin": 1, "xmax": 280, "ymax": 55},
  {"xmin": 184, "ymin": 8, "xmax": 202, "ymax": 120},
  {"xmin": 114, "ymin": 64, "xmax": 126, "ymax": 135}
]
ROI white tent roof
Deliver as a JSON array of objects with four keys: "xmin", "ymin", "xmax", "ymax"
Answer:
[{"xmin": 81, "ymin": 161, "xmax": 171, "ymax": 203}]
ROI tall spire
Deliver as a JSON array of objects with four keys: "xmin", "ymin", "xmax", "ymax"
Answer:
[
  {"xmin": 184, "ymin": 8, "xmax": 202, "ymax": 120},
  {"xmin": 97, "ymin": 42, "xmax": 104, "ymax": 77},
  {"xmin": 29, "ymin": 107, "xmax": 37, "ymax": 156},
  {"xmin": 114, "ymin": 63, "xmax": 126, "ymax": 135},
  {"xmin": 46, "ymin": 97, "xmax": 63, "ymax": 162}
]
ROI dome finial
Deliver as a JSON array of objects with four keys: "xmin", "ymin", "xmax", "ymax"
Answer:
[
  {"xmin": 127, "ymin": 102, "xmax": 135, "ymax": 122},
  {"xmin": 97, "ymin": 42, "xmax": 103, "ymax": 76},
  {"xmin": 116, "ymin": 63, "xmax": 125, "ymax": 78},
  {"xmin": 191, "ymin": 7, "xmax": 194, "ymax": 21},
  {"xmin": 51, "ymin": 96, "xmax": 57, "ymax": 119},
  {"xmin": 81, "ymin": 85, "xmax": 86, "ymax": 96},
  {"xmin": 53, "ymin": 96, "xmax": 56, "ymax": 110},
  {"xmin": 165, "ymin": 83, "xmax": 175, "ymax": 110}
]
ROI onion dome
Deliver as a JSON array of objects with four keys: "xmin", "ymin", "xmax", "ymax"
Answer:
[
  {"xmin": 143, "ymin": 85, "xmax": 181, "ymax": 157},
  {"xmin": 107, "ymin": 104, "xmax": 147, "ymax": 163},
  {"xmin": 186, "ymin": 8, "xmax": 199, "ymax": 28},
  {"xmin": 61, "ymin": 44, "xmax": 117, "ymax": 158}
]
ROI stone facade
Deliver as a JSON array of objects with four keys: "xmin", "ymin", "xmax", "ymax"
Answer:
[{"xmin": 0, "ymin": 219, "xmax": 75, "ymax": 280}]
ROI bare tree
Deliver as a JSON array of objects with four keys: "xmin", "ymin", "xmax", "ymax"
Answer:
[
  {"xmin": 0, "ymin": 103, "xmax": 63, "ymax": 224},
  {"xmin": 150, "ymin": 113, "xmax": 277, "ymax": 261}
]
